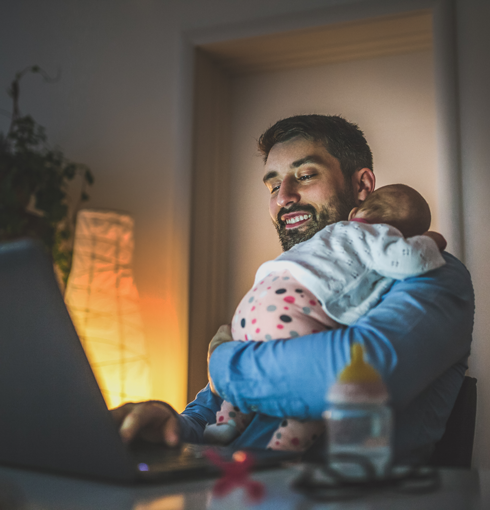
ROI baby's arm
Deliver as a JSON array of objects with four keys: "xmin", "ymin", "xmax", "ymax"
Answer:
[{"xmin": 363, "ymin": 224, "xmax": 446, "ymax": 279}]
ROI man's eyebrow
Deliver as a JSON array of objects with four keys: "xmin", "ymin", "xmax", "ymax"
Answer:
[
  {"xmin": 263, "ymin": 171, "xmax": 278, "ymax": 183},
  {"xmin": 291, "ymin": 155, "xmax": 324, "ymax": 168}
]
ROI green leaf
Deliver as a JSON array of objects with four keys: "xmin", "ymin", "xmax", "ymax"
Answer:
[{"xmin": 1, "ymin": 67, "xmax": 95, "ymax": 284}]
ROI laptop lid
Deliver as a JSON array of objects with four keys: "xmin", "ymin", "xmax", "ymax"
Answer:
[{"xmin": 0, "ymin": 239, "xmax": 137, "ymax": 482}]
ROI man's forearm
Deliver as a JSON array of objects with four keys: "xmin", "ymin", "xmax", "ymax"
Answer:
[
  {"xmin": 179, "ymin": 383, "xmax": 223, "ymax": 441},
  {"xmin": 209, "ymin": 253, "xmax": 474, "ymax": 419}
]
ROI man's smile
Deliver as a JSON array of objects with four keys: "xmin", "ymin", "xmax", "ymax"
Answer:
[{"xmin": 281, "ymin": 212, "xmax": 313, "ymax": 229}]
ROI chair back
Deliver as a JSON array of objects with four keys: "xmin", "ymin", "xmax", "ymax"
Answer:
[{"xmin": 429, "ymin": 375, "xmax": 477, "ymax": 468}]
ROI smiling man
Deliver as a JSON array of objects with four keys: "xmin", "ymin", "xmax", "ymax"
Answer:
[
  {"xmin": 261, "ymin": 117, "xmax": 374, "ymax": 250},
  {"xmin": 113, "ymin": 115, "xmax": 474, "ymax": 465}
]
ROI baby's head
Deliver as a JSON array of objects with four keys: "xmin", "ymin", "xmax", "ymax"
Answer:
[{"xmin": 349, "ymin": 184, "xmax": 431, "ymax": 237}]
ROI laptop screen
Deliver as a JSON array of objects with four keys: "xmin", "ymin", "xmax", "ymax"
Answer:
[{"xmin": 0, "ymin": 239, "xmax": 136, "ymax": 482}]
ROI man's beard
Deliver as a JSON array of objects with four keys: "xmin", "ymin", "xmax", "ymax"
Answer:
[{"xmin": 273, "ymin": 185, "xmax": 356, "ymax": 251}]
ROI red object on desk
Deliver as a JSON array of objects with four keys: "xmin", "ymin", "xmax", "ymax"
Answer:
[{"xmin": 204, "ymin": 449, "xmax": 265, "ymax": 503}]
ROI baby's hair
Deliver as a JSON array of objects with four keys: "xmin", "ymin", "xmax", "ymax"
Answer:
[{"xmin": 357, "ymin": 184, "xmax": 431, "ymax": 237}]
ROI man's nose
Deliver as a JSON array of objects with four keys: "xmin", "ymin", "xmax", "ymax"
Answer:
[{"xmin": 276, "ymin": 176, "xmax": 300, "ymax": 208}]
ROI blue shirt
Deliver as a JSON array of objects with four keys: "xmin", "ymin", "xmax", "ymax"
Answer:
[{"xmin": 179, "ymin": 252, "xmax": 474, "ymax": 463}]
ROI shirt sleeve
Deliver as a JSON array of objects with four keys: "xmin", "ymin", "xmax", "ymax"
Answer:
[
  {"xmin": 208, "ymin": 252, "xmax": 474, "ymax": 419},
  {"xmin": 178, "ymin": 384, "xmax": 223, "ymax": 443}
]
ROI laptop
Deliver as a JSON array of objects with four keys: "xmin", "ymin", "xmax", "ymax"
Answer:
[{"xmin": 0, "ymin": 239, "xmax": 298, "ymax": 483}]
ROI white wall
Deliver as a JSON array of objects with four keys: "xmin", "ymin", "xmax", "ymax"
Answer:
[
  {"xmin": 2, "ymin": 0, "xmax": 490, "ymax": 469},
  {"xmin": 0, "ymin": 0, "xmax": 351, "ymax": 411},
  {"xmin": 0, "ymin": 0, "xmax": 186, "ymax": 409},
  {"xmin": 227, "ymin": 50, "xmax": 438, "ymax": 315},
  {"xmin": 456, "ymin": 0, "xmax": 490, "ymax": 470}
]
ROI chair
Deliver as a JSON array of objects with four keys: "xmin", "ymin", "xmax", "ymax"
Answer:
[{"xmin": 429, "ymin": 376, "xmax": 477, "ymax": 469}]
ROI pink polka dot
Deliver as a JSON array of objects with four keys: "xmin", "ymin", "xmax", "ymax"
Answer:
[
  {"xmin": 251, "ymin": 306, "xmax": 255, "ymax": 311},
  {"xmin": 245, "ymin": 334, "xmax": 248, "ymax": 340},
  {"xmin": 219, "ymin": 416, "xmax": 224, "ymax": 422},
  {"xmin": 256, "ymin": 328, "xmax": 260, "ymax": 333},
  {"xmin": 284, "ymin": 306, "xmax": 289, "ymax": 310},
  {"xmin": 284, "ymin": 296, "xmax": 295, "ymax": 304},
  {"xmin": 267, "ymin": 286, "xmax": 271, "ymax": 289},
  {"xmin": 260, "ymin": 281, "xmax": 264, "ymax": 284},
  {"xmin": 277, "ymin": 324, "xmax": 284, "ymax": 329},
  {"xmin": 309, "ymin": 300, "xmax": 317, "ymax": 306},
  {"xmin": 253, "ymin": 288, "xmax": 257, "ymax": 292},
  {"xmin": 311, "ymin": 329, "xmax": 318, "ymax": 333},
  {"xmin": 291, "ymin": 437, "xmax": 300, "ymax": 446},
  {"xmin": 276, "ymin": 441, "xmax": 280, "ymax": 445},
  {"xmin": 252, "ymin": 319, "xmax": 257, "ymax": 324}
]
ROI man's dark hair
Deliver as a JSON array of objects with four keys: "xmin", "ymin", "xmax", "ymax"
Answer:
[{"xmin": 257, "ymin": 114, "xmax": 373, "ymax": 180}]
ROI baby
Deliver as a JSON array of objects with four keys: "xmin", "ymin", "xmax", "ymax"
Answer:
[{"xmin": 204, "ymin": 184, "xmax": 446, "ymax": 451}]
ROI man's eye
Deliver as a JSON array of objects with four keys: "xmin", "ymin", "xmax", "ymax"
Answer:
[
  {"xmin": 271, "ymin": 184, "xmax": 280, "ymax": 194},
  {"xmin": 299, "ymin": 174, "xmax": 314, "ymax": 181}
]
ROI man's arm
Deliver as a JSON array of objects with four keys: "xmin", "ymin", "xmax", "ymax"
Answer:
[
  {"xmin": 111, "ymin": 326, "xmax": 230, "ymax": 445},
  {"xmin": 422, "ymin": 231, "xmax": 447, "ymax": 251},
  {"xmin": 111, "ymin": 385, "xmax": 223, "ymax": 445},
  {"xmin": 209, "ymin": 253, "xmax": 474, "ymax": 418}
]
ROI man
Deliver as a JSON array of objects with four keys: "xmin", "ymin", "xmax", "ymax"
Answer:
[{"xmin": 112, "ymin": 115, "xmax": 474, "ymax": 464}]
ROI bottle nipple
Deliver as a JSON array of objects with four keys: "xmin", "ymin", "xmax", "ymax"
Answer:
[
  {"xmin": 338, "ymin": 343, "xmax": 382, "ymax": 384},
  {"xmin": 327, "ymin": 343, "xmax": 388, "ymax": 404}
]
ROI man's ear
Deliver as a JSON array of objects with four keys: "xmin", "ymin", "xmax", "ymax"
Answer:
[{"xmin": 351, "ymin": 168, "xmax": 375, "ymax": 204}]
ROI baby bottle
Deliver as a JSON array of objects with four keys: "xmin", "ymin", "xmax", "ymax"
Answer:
[{"xmin": 323, "ymin": 343, "xmax": 393, "ymax": 479}]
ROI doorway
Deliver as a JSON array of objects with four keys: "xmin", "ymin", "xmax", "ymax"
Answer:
[{"xmin": 187, "ymin": 6, "xmax": 461, "ymax": 401}]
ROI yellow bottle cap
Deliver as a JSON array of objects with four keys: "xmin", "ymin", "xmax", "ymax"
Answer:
[{"xmin": 338, "ymin": 343, "xmax": 381, "ymax": 384}]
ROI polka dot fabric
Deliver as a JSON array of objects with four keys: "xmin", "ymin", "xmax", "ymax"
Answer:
[
  {"xmin": 212, "ymin": 269, "xmax": 336, "ymax": 452},
  {"xmin": 231, "ymin": 269, "xmax": 338, "ymax": 342},
  {"xmin": 216, "ymin": 401, "xmax": 253, "ymax": 434},
  {"xmin": 265, "ymin": 418, "xmax": 324, "ymax": 452}
]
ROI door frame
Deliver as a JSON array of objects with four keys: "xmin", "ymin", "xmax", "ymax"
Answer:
[{"xmin": 181, "ymin": 0, "xmax": 462, "ymax": 401}]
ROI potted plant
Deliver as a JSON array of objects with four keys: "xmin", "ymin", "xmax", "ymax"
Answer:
[{"xmin": 0, "ymin": 66, "xmax": 93, "ymax": 286}]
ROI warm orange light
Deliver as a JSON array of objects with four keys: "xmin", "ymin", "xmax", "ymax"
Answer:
[
  {"xmin": 65, "ymin": 209, "xmax": 152, "ymax": 409},
  {"xmin": 139, "ymin": 293, "xmax": 187, "ymax": 412},
  {"xmin": 134, "ymin": 494, "xmax": 185, "ymax": 510},
  {"xmin": 232, "ymin": 451, "xmax": 247, "ymax": 463}
]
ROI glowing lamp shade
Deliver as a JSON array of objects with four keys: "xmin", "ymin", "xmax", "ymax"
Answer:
[{"xmin": 65, "ymin": 209, "xmax": 151, "ymax": 409}]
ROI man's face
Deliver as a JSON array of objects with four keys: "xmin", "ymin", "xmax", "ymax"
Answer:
[{"xmin": 263, "ymin": 137, "xmax": 356, "ymax": 251}]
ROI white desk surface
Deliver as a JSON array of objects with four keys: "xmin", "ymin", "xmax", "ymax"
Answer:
[{"xmin": 0, "ymin": 464, "xmax": 487, "ymax": 510}]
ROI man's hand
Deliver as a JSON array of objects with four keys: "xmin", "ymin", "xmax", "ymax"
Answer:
[
  {"xmin": 423, "ymin": 231, "xmax": 447, "ymax": 251},
  {"xmin": 208, "ymin": 324, "xmax": 233, "ymax": 395},
  {"xmin": 208, "ymin": 324, "xmax": 233, "ymax": 358},
  {"xmin": 111, "ymin": 401, "xmax": 180, "ymax": 447}
]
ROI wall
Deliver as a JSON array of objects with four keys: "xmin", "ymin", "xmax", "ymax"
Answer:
[
  {"xmin": 0, "ymin": 0, "xmax": 349, "ymax": 411},
  {"xmin": 1, "ymin": 0, "xmax": 490, "ymax": 468},
  {"xmin": 227, "ymin": 50, "xmax": 438, "ymax": 313},
  {"xmin": 456, "ymin": 0, "xmax": 490, "ymax": 470},
  {"xmin": 0, "ymin": 0, "xmax": 189, "ymax": 410}
]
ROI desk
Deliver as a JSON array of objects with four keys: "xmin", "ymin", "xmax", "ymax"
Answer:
[{"xmin": 0, "ymin": 465, "xmax": 486, "ymax": 510}]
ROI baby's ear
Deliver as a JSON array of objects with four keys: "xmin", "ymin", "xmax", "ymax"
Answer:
[{"xmin": 348, "ymin": 207, "xmax": 359, "ymax": 220}]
